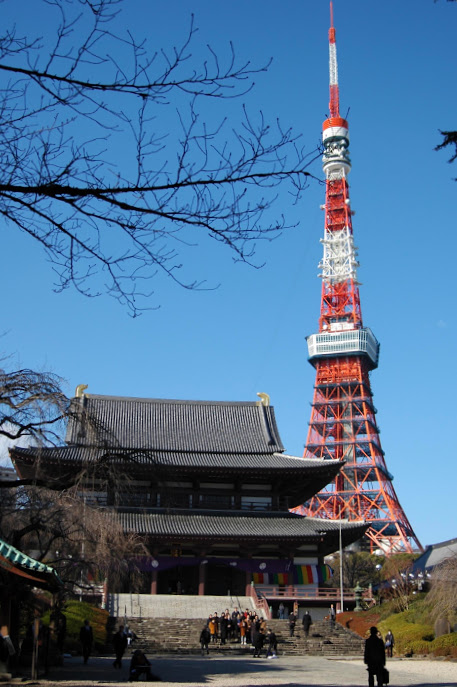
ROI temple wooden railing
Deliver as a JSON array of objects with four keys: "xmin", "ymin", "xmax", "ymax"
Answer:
[{"xmin": 254, "ymin": 585, "xmax": 372, "ymax": 601}]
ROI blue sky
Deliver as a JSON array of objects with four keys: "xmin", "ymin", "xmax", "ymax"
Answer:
[{"xmin": 0, "ymin": 0, "xmax": 456, "ymax": 550}]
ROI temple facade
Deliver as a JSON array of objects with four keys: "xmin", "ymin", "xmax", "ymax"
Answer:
[{"xmin": 11, "ymin": 389, "xmax": 367, "ymax": 600}]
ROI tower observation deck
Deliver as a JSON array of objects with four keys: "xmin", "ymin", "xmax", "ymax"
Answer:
[{"xmin": 295, "ymin": 3, "xmax": 422, "ymax": 554}]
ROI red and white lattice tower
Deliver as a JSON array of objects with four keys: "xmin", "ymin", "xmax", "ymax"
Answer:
[{"xmin": 296, "ymin": 3, "xmax": 422, "ymax": 554}]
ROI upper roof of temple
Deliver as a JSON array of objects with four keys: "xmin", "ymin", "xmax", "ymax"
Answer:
[{"xmin": 65, "ymin": 393, "xmax": 285, "ymax": 454}]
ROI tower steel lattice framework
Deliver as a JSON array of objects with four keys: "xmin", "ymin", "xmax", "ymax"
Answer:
[{"xmin": 296, "ymin": 4, "xmax": 422, "ymax": 554}]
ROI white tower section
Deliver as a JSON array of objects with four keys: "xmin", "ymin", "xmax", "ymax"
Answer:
[{"xmin": 319, "ymin": 122, "xmax": 359, "ymax": 287}]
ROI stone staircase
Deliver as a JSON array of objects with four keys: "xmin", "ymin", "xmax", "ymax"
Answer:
[{"xmin": 114, "ymin": 617, "xmax": 364, "ymax": 658}]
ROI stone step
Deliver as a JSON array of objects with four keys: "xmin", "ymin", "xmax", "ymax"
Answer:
[{"xmin": 111, "ymin": 616, "xmax": 364, "ymax": 657}]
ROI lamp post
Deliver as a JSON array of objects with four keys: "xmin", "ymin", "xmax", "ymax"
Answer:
[{"xmin": 339, "ymin": 505, "xmax": 344, "ymax": 613}]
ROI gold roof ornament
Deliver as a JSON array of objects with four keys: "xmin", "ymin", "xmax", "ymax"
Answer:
[
  {"xmin": 75, "ymin": 384, "xmax": 88, "ymax": 398},
  {"xmin": 256, "ymin": 392, "xmax": 270, "ymax": 407}
]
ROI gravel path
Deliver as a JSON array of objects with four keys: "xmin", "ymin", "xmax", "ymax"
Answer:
[{"xmin": 30, "ymin": 654, "xmax": 457, "ymax": 687}]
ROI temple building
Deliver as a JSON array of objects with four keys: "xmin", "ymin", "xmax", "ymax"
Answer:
[{"xmin": 11, "ymin": 388, "xmax": 367, "ymax": 601}]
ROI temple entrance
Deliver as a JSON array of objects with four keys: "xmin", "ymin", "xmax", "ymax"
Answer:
[
  {"xmin": 157, "ymin": 565, "xmax": 199, "ymax": 595},
  {"xmin": 205, "ymin": 563, "xmax": 245, "ymax": 596}
]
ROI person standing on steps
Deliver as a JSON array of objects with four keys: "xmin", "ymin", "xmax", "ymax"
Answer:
[
  {"xmin": 288, "ymin": 610, "xmax": 297, "ymax": 637},
  {"xmin": 329, "ymin": 604, "xmax": 336, "ymax": 630},
  {"xmin": 199, "ymin": 626, "xmax": 210, "ymax": 655},
  {"xmin": 302, "ymin": 610, "xmax": 312, "ymax": 637}
]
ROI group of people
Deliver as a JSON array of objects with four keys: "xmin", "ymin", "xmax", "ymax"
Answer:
[
  {"xmin": 203, "ymin": 607, "xmax": 267, "ymax": 646},
  {"xmin": 200, "ymin": 607, "xmax": 278, "ymax": 658}
]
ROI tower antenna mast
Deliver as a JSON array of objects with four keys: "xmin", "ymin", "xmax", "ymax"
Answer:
[{"xmin": 328, "ymin": 1, "xmax": 340, "ymax": 118}]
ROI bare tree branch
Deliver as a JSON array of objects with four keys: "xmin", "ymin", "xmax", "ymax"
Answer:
[{"xmin": 0, "ymin": 0, "xmax": 317, "ymax": 315}]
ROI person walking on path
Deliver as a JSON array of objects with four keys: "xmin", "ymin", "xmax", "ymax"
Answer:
[
  {"xmin": 112, "ymin": 625, "xmax": 128, "ymax": 669},
  {"xmin": 266, "ymin": 629, "xmax": 278, "ymax": 658},
  {"xmin": 302, "ymin": 611, "xmax": 312, "ymax": 638},
  {"xmin": 288, "ymin": 611, "xmax": 297, "ymax": 637},
  {"xmin": 384, "ymin": 630, "xmax": 394, "ymax": 658},
  {"xmin": 79, "ymin": 619, "xmax": 93, "ymax": 665},
  {"xmin": 364, "ymin": 626, "xmax": 386, "ymax": 687}
]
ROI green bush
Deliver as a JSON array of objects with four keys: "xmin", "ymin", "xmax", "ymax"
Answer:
[
  {"xmin": 430, "ymin": 633, "xmax": 457, "ymax": 656},
  {"xmin": 43, "ymin": 601, "xmax": 109, "ymax": 653},
  {"xmin": 406, "ymin": 640, "xmax": 431, "ymax": 655}
]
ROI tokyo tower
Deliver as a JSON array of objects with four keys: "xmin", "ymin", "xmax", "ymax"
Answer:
[{"xmin": 296, "ymin": 3, "xmax": 422, "ymax": 554}]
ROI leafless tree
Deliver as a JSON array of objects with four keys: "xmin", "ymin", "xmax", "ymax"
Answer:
[
  {"xmin": 0, "ymin": 460, "xmax": 148, "ymax": 590},
  {"xmin": 380, "ymin": 554, "xmax": 417, "ymax": 612},
  {"xmin": 0, "ymin": 367, "xmax": 68, "ymax": 451},
  {"xmin": 0, "ymin": 0, "xmax": 315, "ymax": 316},
  {"xmin": 436, "ymin": 130, "xmax": 457, "ymax": 169},
  {"xmin": 327, "ymin": 551, "xmax": 381, "ymax": 590},
  {"xmin": 426, "ymin": 555, "xmax": 457, "ymax": 624}
]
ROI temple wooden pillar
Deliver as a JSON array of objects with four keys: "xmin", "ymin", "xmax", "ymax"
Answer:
[
  {"xmin": 198, "ymin": 561, "xmax": 206, "ymax": 595},
  {"xmin": 245, "ymin": 571, "xmax": 252, "ymax": 596},
  {"xmin": 150, "ymin": 569, "xmax": 158, "ymax": 594}
]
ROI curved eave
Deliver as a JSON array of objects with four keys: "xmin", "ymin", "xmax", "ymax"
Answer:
[
  {"xmin": 10, "ymin": 447, "xmax": 344, "ymax": 503},
  {"xmin": 110, "ymin": 509, "xmax": 367, "ymax": 552}
]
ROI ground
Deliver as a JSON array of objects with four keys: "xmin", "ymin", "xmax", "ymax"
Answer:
[{"xmin": 13, "ymin": 653, "xmax": 457, "ymax": 687}]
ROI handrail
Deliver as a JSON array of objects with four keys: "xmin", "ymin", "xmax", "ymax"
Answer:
[{"xmin": 248, "ymin": 583, "xmax": 271, "ymax": 619}]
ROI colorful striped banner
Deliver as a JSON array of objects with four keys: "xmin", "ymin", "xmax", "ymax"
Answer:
[
  {"xmin": 252, "ymin": 572, "xmax": 290, "ymax": 585},
  {"xmin": 253, "ymin": 565, "xmax": 333, "ymax": 586},
  {"xmin": 293, "ymin": 564, "xmax": 333, "ymax": 584}
]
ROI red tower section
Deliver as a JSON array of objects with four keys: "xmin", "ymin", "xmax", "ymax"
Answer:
[{"xmin": 296, "ymin": 4, "xmax": 422, "ymax": 554}]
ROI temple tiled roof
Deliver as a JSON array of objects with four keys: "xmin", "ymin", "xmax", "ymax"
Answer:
[
  {"xmin": 113, "ymin": 509, "xmax": 368, "ymax": 552},
  {"xmin": 11, "ymin": 445, "xmax": 343, "ymax": 503},
  {"xmin": 11, "ymin": 445, "xmax": 341, "ymax": 472},
  {"xmin": 65, "ymin": 395, "xmax": 284, "ymax": 453},
  {"xmin": 0, "ymin": 537, "xmax": 62, "ymax": 590}
]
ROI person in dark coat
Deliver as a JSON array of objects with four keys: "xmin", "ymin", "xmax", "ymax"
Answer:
[
  {"xmin": 219, "ymin": 613, "xmax": 228, "ymax": 645},
  {"xmin": 266, "ymin": 629, "xmax": 278, "ymax": 658},
  {"xmin": 364, "ymin": 626, "xmax": 386, "ymax": 687},
  {"xmin": 79, "ymin": 619, "xmax": 93, "ymax": 665},
  {"xmin": 129, "ymin": 649, "xmax": 153, "ymax": 681},
  {"xmin": 302, "ymin": 611, "xmax": 312, "ymax": 637},
  {"xmin": 384, "ymin": 630, "xmax": 394, "ymax": 658},
  {"xmin": 252, "ymin": 623, "xmax": 264, "ymax": 658},
  {"xmin": 288, "ymin": 611, "xmax": 296, "ymax": 637},
  {"xmin": 199, "ymin": 626, "xmax": 210, "ymax": 655},
  {"xmin": 112, "ymin": 625, "xmax": 128, "ymax": 669}
]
